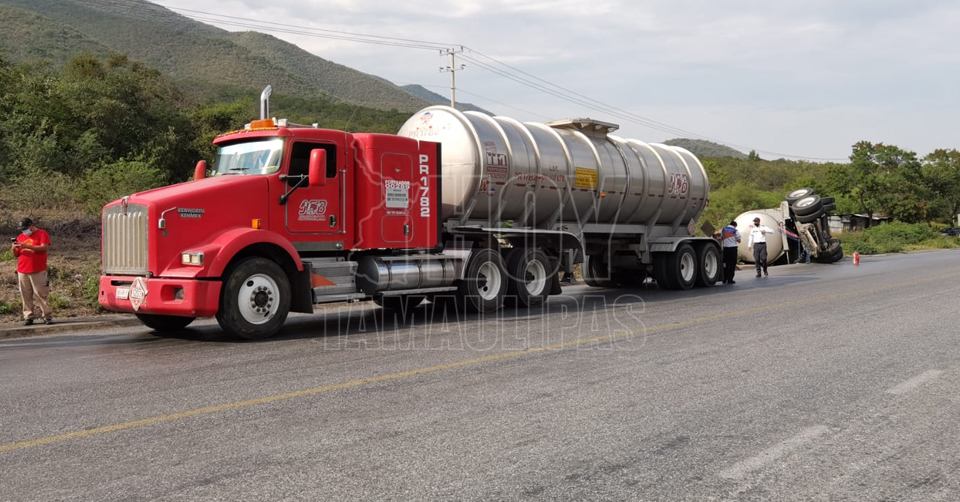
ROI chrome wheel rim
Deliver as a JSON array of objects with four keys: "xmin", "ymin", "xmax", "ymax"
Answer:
[
  {"xmin": 523, "ymin": 259, "xmax": 548, "ymax": 296},
  {"xmin": 680, "ymin": 252, "xmax": 696, "ymax": 283},
  {"xmin": 477, "ymin": 261, "xmax": 502, "ymax": 301},
  {"xmin": 238, "ymin": 274, "xmax": 279, "ymax": 325}
]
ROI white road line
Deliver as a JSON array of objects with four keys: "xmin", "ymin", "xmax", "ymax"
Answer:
[
  {"xmin": 885, "ymin": 369, "xmax": 944, "ymax": 395},
  {"xmin": 719, "ymin": 425, "xmax": 830, "ymax": 480}
]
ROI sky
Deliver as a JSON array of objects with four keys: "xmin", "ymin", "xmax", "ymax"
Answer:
[{"xmin": 152, "ymin": 0, "xmax": 960, "ymax": 161}]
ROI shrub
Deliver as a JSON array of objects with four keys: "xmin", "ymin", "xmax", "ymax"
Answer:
[
  {"xmin": 79, "ymin": 158, "xmax": 164, "ymax": 216},
  {"xmin": 839, "ymin": 222, "xmax": 958, "ymax": 255}
]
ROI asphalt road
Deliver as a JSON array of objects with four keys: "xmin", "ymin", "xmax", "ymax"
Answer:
[{"xmin": 1, "ymin": 250, "xmax": 959, "ymax": 501}]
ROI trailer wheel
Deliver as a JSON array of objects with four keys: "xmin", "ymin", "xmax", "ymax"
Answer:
[
  {"xmin": 814, "ymin": 240, "xmax": 844, "ymax": 263},
  {"xmin": 136, "ymin": 314, "xmax": 195, "ymax": 332},
  {"xmin": 795, "ymin": 207, "xmax": 826, "ymax": 224},
  {"xmin": 653, "ymin": 253, "xmax": 675, "ymax": 290},
  {"xmin": 694, "ymin": 244, "xmax": 721, "ymax": 287},
  {"xmin": 506, "ymin": 248, "xmax": 553, "ymax": 308},
  {"xmin": 217, "ymin": 257, "xmax": 291, "ymax": 340},
  {"xmin": 375, "ymin": 295, "xmax": 425, "ymax": 315},
  {"xmin": 786, "ymin": 187, "xmax": 815, "ymax": 204},
  {"xmin": 583, "ymin": 255, "xmax": 620, "ymax": 288},
  {"xmin": 459, "ymin": 248, "xmax": 508, "ymax": 313},
  {"xmin": 792, "ymin": 195, "xmax": 823, "ymax": 216},
  {"xmin": 666, "ymin": 244, "xmax": 698, "ymax": 290}
]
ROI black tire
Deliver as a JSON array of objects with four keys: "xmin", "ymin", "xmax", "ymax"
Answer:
[
  {"xmin": 665, "ymin": 244, "xmax": 698, "ymax": 290},
  {"xmin": 786, "ymin": 187, "xmax": 815, "ymax": 204},
  {"xmin": 216, "ymin": 257, "xmax": 291, "ymax": 340},
  {"xmin": 823, "ymin": 203, "xmax": 837, "ymax": 213},
  {"xmin": 820, "ymin": 197, "xmax": 835, "ymax": 205},
  {"xmin": 458, "ymin": 248, "xmax": 508, "ymax": 313},
  {"xmin": 694, "ymin": 244, "xmax": 721, "ymax": 287},
  {"xmin": 583, "ymin": 255, "xmax": 620, "ymax": 288},
  {"xmin": 136, "ymin": 314, "xmax": 195, "ymax": 332},
  {"xmin": 375, "ymin": 294, "xmax": 425, "ymax": 315},
  {"xmin": 795, "ymin": 207, "xmax": 827, "ymax": 223},
  {"xmin": 505, "ymin": 248, "xmax": 554, "ymax": 308},
  {"xmin": 792, "ymin": 195, "xmax": 823, "ymax": 216},
  {"xmin": 815, "ymin": 240, "xmax": 844, "ymax": 263},
  {"xmin": 653, "ymin": 253, "xmax": 675, "ymax": 290}
]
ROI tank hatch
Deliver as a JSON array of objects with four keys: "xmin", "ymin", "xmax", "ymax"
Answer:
[{"xmin": 545, "ymin": 118, "xmax": 620, "ymax": 138}]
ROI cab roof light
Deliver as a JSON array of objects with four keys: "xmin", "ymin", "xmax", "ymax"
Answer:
[{"xmin": 248, "ymin": 118, "xmax": 277, "ymax": 129}]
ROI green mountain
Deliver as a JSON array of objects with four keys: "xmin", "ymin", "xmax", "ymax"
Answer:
[
  {"xmin": 400, "ymin": 84, "xmax": 493, "ymax": 115},
  {"xmin": 0, "ymin": 0, "xmax": 434, "ymax": 112},
  {"xmin": 664, "ymin": 138, "xmax": 748, "ymax": 159}
]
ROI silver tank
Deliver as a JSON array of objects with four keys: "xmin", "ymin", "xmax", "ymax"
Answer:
[{"xmin": 397, "ymin": 106, "xmax": 709, "ymax": 228}]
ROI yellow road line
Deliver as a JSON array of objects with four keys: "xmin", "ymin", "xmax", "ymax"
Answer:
[{"xmin": 1, "ymin": 271, "xmax": 956, "ymax": 455}]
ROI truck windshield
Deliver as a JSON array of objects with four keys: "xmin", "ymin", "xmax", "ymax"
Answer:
[{"xmin": 213, "ymin": 138, "xmax": 285, "ymax": 176}]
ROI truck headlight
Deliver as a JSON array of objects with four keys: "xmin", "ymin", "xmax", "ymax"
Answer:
[{"xmin": 181, "ymin": 252, "xmax": 204, "ymax": 266}]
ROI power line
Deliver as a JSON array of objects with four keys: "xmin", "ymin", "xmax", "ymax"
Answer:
[{"xmin": 95, "ymin": 0, "xmax": 845, "ymax": 161}]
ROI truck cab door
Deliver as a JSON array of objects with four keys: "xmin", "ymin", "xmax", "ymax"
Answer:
[{"xmin": 284, "ymin": 141, "xmax": 342, "ymax": 242}]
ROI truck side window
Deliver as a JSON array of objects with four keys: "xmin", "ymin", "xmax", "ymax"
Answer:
[{"xmin": 288, "ymin": 142, "xmax": 337, "ymax": 185}]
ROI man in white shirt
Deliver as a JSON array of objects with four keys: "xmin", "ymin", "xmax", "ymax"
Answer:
[{"xmin": 747, "ymin": 216, "xmax": 776, "ymax": 277}]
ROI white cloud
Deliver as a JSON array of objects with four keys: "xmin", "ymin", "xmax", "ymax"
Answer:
[{"xmin": 155, "ymin": 0, "xmax": 960, "ymax": 158}]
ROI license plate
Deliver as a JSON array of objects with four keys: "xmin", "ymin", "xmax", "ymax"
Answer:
[{"xmin": 116, "ymin": 287, "xmax": 130, "ymax": 300}]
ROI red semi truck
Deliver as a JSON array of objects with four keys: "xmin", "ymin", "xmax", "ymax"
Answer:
[{"xmin": 100, "ymin": 87, "xmax": 719, "ymax": 339}]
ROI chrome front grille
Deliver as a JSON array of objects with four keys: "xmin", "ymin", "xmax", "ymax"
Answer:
[{"xmin": 103, "ymin": 203, "xmax": 150, "ymax": 275}]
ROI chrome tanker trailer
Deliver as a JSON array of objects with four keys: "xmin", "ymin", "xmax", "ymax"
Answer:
[{"xmin": 398, "ymin": 106, "xmax": 720, "ymax": 295}]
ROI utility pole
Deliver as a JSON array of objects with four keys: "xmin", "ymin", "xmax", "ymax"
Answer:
[{"xmin": 439, "ymin": 47, "xmax": 466, "ymax": 108}]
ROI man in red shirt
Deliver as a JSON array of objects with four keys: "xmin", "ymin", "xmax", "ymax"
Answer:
[{"xmin": 11, "ymin": 218, "xmax": 53, "ymax": 325}]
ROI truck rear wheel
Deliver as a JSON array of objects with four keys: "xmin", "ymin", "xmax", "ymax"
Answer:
[
  {"xmin": 506, "ymin": 247, "xmax": 553, "ymax": 308},
  {"xmin": 136, "ymin": 314, "xmax": 195, "ymax": 332},
  {"xmin": 217, "ymin": 257, "xmax": 291, "ymax": 340},
  {"xmin": 458, "ymin": 248, "xmax": 508, "ymax": 313}
]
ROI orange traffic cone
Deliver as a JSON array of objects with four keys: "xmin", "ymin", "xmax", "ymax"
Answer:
[{"xmin": 853, "ymin": 251, "xmax": 860, "ymax": 266}]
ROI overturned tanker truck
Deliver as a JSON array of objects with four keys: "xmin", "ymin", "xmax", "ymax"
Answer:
[{"xmin": 98, "ymin": 87, "xmax": 718, "ymax": 339}]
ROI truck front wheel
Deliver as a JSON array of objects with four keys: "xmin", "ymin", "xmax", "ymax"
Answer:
[
  {"xmin": 136, "ymin": 314, "xmax": 195, "ymax": 332},
  {"xmin": 217, "ymin": 257, "xmax": 291, "ymax": 340}
]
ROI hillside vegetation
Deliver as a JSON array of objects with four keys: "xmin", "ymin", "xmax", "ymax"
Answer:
[
  {"xmin": 400, "ymin": 84, "xmax": 493, "ymax": 115},
  {"xmin": 664, "ymin": 138, "xmax": 747, "ymax": 159},
  {"xmin": 0, "ymin": 0, "xmax": 432, "ymax": 111}
]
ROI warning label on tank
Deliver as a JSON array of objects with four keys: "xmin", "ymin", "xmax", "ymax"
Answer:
[
  {"xmin": 574, "ymin": 167, "xmax": 598, "ymax": 189},
  {"xmin": 385, "ymin": 179, "xmax": 410, "ymax": 209}
]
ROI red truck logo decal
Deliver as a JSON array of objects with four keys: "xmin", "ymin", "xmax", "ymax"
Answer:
[{"xmin": 298, "ymin": 199, "xmax": 328, "ymax": 221}]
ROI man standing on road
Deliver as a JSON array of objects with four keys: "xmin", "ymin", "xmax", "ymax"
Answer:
[
  {"xmin": 748, "ymin": 216, "xmax": 775, "ymax": 278},
  {"xmin": 720, "ymin": 221, "xmax": 741, "ymax": 284},
  {"xmin": 11, "ymin": 218, "xmax": 53, "ymax": 325}
]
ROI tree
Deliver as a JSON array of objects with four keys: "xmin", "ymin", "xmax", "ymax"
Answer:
[
  {"xmin": 922, "ymin": 149, "xmax": 960, "ymax": 225},
  {"xmin": 834, "ymin": 141, "xmax": 925, "ymax": 226}
]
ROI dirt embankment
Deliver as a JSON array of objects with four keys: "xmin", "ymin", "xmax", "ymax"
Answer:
[{"xmin": 1, "ymin": 219, "xmax": 102, "ymax": 322}]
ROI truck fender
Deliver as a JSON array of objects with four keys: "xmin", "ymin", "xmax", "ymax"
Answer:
[{"xmin": 202, "ymin": 228, "xmax": 304, "ymax": 278}]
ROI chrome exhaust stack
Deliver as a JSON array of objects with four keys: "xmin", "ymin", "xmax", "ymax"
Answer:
[{"xmin": 260, "ymin": 85, "xmax": 272, "ymax": 119}]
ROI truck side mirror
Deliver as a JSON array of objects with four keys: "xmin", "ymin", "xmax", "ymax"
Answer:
[
  {"xmin": 194, "ymin": 160, "xmax": 206, "ymax": 180},
  {"xmin": 309, "ymin": 149, "xmax": 327, "ymax": 187}
]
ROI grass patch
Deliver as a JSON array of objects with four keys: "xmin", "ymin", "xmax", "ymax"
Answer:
[
  {"xmin": 0, "ymin": 300, "xmax": 17, "ymax": 315},
  {"xmin": 839, "ymin": 222, "xmax": 960, "ymax": 255}
]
